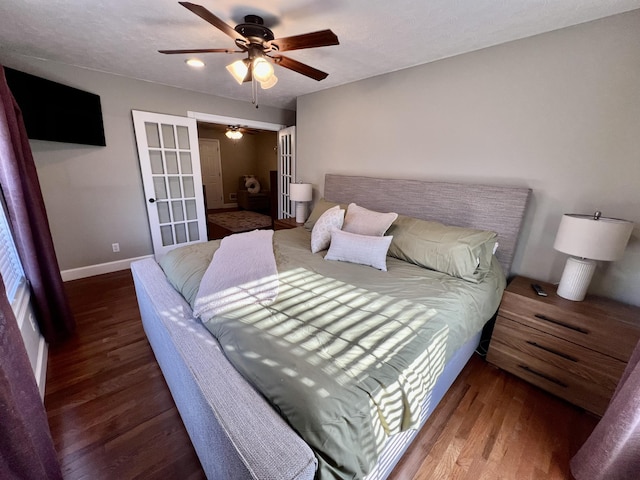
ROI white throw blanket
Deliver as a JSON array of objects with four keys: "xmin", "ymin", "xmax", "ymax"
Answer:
[{"xmin": 193, "ymin": 229, "xmax": 278, "ymax": 319}]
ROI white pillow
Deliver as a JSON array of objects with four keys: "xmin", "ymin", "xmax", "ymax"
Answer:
[
  {"xmin": 342, "ymin": 203, "xmax": 398, "ymax": 236},
  {"xmin": 325, "ymin": 229, "xmax": 393, "ymax": 271},
  {"xmin": 311, "ymin": 206, "xmax": 345, "ymax": 253}
]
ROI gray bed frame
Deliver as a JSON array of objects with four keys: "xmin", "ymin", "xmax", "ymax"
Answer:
[{"xmin": 131, "ymin": 174, "xmax": 530, "ymax": 479}]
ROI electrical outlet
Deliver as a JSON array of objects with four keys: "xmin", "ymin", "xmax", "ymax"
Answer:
[
  {"xmin": 112, "ymin": 243, "xmax": 120, "ymax": 253},
  {"xmin": 229, "ymin": 192, "xmax": 237, "ymax": 201}
]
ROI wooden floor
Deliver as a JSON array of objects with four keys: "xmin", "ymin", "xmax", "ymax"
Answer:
[{"xmin": 46, "ymin": 270, "xmax": 598, "ymax": 479}]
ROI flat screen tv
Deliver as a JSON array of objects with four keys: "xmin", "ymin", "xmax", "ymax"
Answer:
[{"xmin": 5, "ymin": 67, "xmax": 106, "ymax": 146}]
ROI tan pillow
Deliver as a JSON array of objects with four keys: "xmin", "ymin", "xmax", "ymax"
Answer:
[
  {"xmin": 342, "ymin": 203, "xmax": 398, "ymax": 236},
  {"xmin": 304, "ymin": 198, "xmax": 340, "ymax": 231},
  {"xmin": 325, "ymin": 229, "xmax": 392, "ymax": 271},
  {"xmin": 386, "ymin": 215, "xmax": 497, "ymax": 282}
]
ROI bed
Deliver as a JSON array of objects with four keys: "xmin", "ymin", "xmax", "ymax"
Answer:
[{"xmin": 131, "ymin": 174, "xmax": 531, "ymax": 479}]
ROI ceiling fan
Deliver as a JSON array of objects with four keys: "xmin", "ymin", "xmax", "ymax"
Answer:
[
  {"xmin": 224, "ymin": 125, "xmax": 260, "ymax": 139},
  {"xmin": 159, "ymin": 1, "xmax": 339, "ymax": 89}
]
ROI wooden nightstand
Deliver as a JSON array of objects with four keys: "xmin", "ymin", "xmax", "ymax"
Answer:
[
  {"xmin": 273, "ymin": 217, "xmax": 303, "ymax": 230},
  {"xmin": 487, "ymin": 276, "xmax": 640, "ymax": 416}
]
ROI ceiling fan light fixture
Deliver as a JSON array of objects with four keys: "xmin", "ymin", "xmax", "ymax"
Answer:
[
  {"xmin": 226, "ymin": 59, "xmax": 249, "ymax": 84},
  {"xmin": 260, "ymin": 74, "xmax": 278, "ymax": 90},
  {"xmin": 252, "ymin": 57, "xmax": 274, "ymax": 83},
  {"xmin": 225, "ymin": 127, "xmax": 243, "ymax": 140}
]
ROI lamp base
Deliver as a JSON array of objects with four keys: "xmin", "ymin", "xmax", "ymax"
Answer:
[
  {"xmin": 557, "ymin": 257, "xmax": 596, "ymax": 301},
  {"xmin": 295, "ymin": 202, "xmax": 307, "ymax": 224}
]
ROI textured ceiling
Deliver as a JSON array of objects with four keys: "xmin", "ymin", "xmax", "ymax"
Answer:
[{"xmin": 1, "ymin": 0, "xmax": 639, "ymax": 110}]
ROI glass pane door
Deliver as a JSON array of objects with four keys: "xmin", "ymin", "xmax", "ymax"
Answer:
[
  {"xmin": 278, "ymin": 126, "xmax": 296, "ymax": 219},
  {"xmin": 132, "ymin": 111, "xmax": 207, "ymax": 259}
]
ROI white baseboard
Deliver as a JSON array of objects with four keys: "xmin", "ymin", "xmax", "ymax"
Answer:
[{"xmin": 61, "ymin": 255, "xmax": 154, "ymax": 282}]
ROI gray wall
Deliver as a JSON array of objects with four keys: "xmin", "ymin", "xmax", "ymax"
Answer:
[
  {"xmin": 297, "ymin": 10, "xmax": 640, "ymax": 305},
  {"xmin": 0, "ymin": 54, "xmax": 295, "ymax": 270}
]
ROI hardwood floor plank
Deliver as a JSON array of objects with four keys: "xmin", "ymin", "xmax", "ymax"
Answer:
[
  {"xmin": 47, "ymin": 270, "xmax": 204, "ymax": 479},
  {"xmin": 46, "ymin": 270, "xmax": 598, "ymax": 479}
]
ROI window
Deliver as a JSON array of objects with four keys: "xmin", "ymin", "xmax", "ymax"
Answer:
[
  {"xmin": 1, "ymin": 192, "xmax": 46, "ymax": 396},
  {"xmin": 0, "ymin": 194, "xmax": 26, "ymax": 309}
]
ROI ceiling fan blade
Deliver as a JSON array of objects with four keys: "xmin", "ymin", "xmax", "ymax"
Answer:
[
  {"xmin": 271, "ymin": 30, "xmax": 339, "ymax": 52},
  {"xmin": 178, "ymin": 1, "xmax": 245, "ymax": 42},
  {"xmin": 271, "ymin": 55, "xmax": 329, "ymax": 81},
  {"xmin": 158, "ymin": 48, "xmax": 243, "ymax": 54}
]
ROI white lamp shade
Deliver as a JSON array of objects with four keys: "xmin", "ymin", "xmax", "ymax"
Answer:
[
  {"xmin": 290, "ymin": 183, "xmax": 312, "ymax": 202},
  {"xmin": 553, "ymin": 214, "xmax": 633, "ymax": 261},
  {"xmin": 252, "ymin": 57, "xmax": 274, "ymax": 83},
  {"xmin": 226, "ymin": 60, "xmax": 249, "ymax": 84},
  {"xmin": 260, "ymin": 74, "xmax": 278, "ymax": 90}
]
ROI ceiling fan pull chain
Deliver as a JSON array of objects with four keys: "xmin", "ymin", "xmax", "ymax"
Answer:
[{"xmin": 251, "ymin": 74, "xmax": 259, "ymax": 108}]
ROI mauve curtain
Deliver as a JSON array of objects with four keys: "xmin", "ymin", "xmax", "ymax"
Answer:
[
  {"xmin": 570, "ymin": 337, "xmax": 640, "ymax": 480},
  {"xmin": 0, "ymin": 276, "xmax": 62, "ymax": 479},
  {"xmin": 0, "ymin": 65, "xmax": 75, "ymax": 344}
]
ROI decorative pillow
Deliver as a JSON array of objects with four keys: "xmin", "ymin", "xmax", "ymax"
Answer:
[
  {"xmin": 245, "ymin": 176, "xmax": 261, "ymax": 193},
  {"xmin": 311, "ymin": 206, "xmax": 345, "ymax": 253},
  {"xmin": 325, "ymin": 229, "xmax": 393, "ymax": 271},
  {"xmin": 304, "ymin": 198, "xmax": 344, "ymax": 231},
  {"xmin": 158, "ymin": 241, "xmax": 220, "ymax": 308},
  {"xmin": 342, "ymin": 203, "xmax": 398, "ymax": 236},
  {"xmin": 386, "ymin": 215, "xmax": 498, "ymax": 282}
]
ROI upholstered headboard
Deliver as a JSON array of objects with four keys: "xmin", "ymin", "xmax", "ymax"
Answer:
[{"xmin": 323, "ymin": 174, "xmax": 531, "ymax": 274}]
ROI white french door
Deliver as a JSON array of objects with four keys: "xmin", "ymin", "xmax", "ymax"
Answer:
[
  {"xmin": 277, "ymin": 126, "xmax": 296, "ymax": 219},
  {"xmin": 132, "ymin": 110, "xmax": 207, "ymax": 259}
]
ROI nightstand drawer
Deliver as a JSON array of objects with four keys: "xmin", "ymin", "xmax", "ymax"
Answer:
[
  {"xmin": 488, "ymin": 276, "xmax": 640, "ymax": 416},
  {"xmin": 487, "ymin": 343, "xmax": 612, "ymax": 416},
  {"xmin": 489, "ymin": 316, "xmax": 625, "ymax": 395},
  {"xmin": 499, "ymin": 290, "xmax": 637, "ymax": 362}
]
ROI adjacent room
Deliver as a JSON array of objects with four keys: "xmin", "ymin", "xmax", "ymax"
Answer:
[{"xmin": 1, "ymin": 1, "xmax": 639, "ymax": 479}]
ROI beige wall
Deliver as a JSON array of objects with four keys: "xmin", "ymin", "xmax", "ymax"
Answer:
[
  {"xmin": 198, "ymin": 125, "xmax": 277, "ymax": 202},
  {"xmin": 297, "ymin": 10, "xmax": 640, "ymax": 305},
  {"xmin": 0, "ymin": 54, "xmax": 294, "ymax": 270}
]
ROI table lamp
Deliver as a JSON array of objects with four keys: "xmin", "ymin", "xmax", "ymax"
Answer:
[
  {"xmin": 553, "ymin": 212, "xmax": 634, "ymax": 301},
  {"xmin": 290, "ymin": 183, "xmax": 312, "ymax": 223}
]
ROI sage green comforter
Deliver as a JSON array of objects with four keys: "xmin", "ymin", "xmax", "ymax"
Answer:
[{"xmin": 161, "ymin": 228, "xmax": 505, "ymax": 479}]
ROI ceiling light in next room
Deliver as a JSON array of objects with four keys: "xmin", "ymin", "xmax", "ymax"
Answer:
[
  {"xmin": 185, "ymin": 58, "xmax": 205, "ymax": 68},
  {"xmin": 225, "ymin": 126, "xmax": 243, "ymax": 140}
]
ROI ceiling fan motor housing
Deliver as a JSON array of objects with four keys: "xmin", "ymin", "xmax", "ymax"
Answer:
[{"xmin": 235, "ymin": 15, "xmax": 275, "ymax": 48}]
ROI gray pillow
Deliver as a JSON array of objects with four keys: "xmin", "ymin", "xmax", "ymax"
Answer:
[
  {"xmin": 386, "ymin": 215, "xmax": 497, "ymax": 282},
  {"xmin": 158, "ymin": 241, "xmax": 220, "ymax": 307}
]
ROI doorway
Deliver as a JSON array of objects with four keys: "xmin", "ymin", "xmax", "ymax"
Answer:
[{"xmin": 190, "ymin": 112, "xmax": 287, "ymax": 214}]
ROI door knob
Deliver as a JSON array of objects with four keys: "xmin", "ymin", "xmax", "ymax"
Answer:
[{"xmin": 148, "ymin": 198, "xmax": 156, "ymax": 203}]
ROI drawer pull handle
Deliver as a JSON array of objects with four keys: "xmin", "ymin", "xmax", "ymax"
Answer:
[
  {"xmin": 526, "ymin": 341, "xmax": 578, "ymax": 362},
  {"xmin": 518, "ymin": 365, "xmax": 568, "ymax": 388},
  {"xmin": 534, "ymin": 314, "xmax": 589, "ymax": 334}
]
